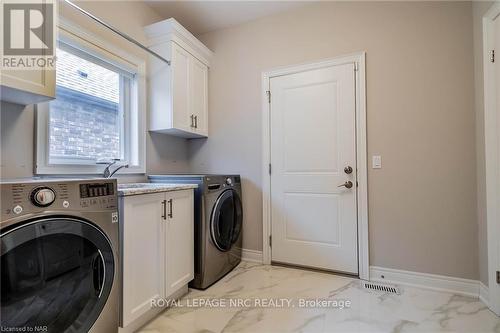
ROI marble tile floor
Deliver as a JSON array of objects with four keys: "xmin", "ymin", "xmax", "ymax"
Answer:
[{"xmin": 139, "ymin": 262, "xmax": 500, "ymax": 333}]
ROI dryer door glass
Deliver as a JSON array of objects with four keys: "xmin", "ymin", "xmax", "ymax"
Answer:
[
  {"xmin": 230, "ymin": 191, "xmax": 243, "ymax": 244},
  {"xmin": 0, "ymin": 218, "xmax": 114, "ymax": 333},
  {"xmin": 211, "ymin": 189, "xmax": 243, "ymax": 251}
]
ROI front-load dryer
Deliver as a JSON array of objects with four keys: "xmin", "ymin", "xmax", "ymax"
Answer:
[{"xmin": 149, "ymin": 174, "xmax": 242, "ymax": 289}]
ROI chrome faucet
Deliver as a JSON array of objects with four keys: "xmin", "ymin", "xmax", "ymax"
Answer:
[
  {"xmin": 97, "ymin": 159, "xmax": 129, "ymax": 178},
  {"xmin": 108, "ymin": 164, "xmax": 129, "ymax": 178}
]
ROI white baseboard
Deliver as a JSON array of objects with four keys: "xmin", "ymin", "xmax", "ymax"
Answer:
[
  {"xmin": 479, "ymin": 281, "xmax": 489, "ymax": 306},
  {"xmin": 241, "ymin": 249, "xmax": 263, "ymax": 263},
  {"xmin": 369, "ymin": 266, "xmax": 479, "ymax": 298}
]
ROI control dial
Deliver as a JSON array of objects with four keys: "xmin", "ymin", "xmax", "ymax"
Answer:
[
  {"xmin": 30, "ymin": 187, "xmax": 56, "ymax": 207},
  {"xmin": 226, "ymin": 177, "xmax": 233, "ymax": 186}
]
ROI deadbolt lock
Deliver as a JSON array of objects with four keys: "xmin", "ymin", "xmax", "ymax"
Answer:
[{"xmin": 344, "ymin": 166, "xmax": 353, "ymax": 174}]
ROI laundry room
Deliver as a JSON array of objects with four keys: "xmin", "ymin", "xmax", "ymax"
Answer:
[{"xmin": 1, "ymin": 1, "xmax": 500, "ymax": 332}]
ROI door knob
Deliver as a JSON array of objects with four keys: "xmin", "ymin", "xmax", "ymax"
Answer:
[
  {"xmin": 338, "ymin": 181, "xmax": 353, "ymax": 189},
  {"xmin": 344, "ymin": 166, "xmax": 353, "ymax": 174}
]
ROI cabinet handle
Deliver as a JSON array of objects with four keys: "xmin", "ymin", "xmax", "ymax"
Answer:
[
  {"xmin": 161, "ymin": 200, "xmax": 167, "ymax": 220},
  {"xmin": 194, "ymin": 115, "xmax": 198, "ymax": 129},
  {"xmin": 168, "ymin": 198, "xmax": 173, "ymax": 218},
  {"xmin": 190, "ymin": 114, "xmax": 194, "ymax": 128}
]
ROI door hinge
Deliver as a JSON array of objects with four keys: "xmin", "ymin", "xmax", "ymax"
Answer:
[
  {"xmin": 491, "ymin": 49, "xmax": 495, "ymax": 63},
  {"xmin": 354, "ymin": 62, "xmax": 359, "ymax": 71},
  {"xmin": 268, "ymin": 163, "xmax": 272, "ymax": 175},
  {"xmin": 266, "ymin": 90, "xmax": 271, "ymax": 103},
  {"xmin": 496, "ymin": 270, "xmax": 500, "ymax": 284},
  {"xmin": 269, "ymin": 235, "xmax": 272, "ymax": 247}
]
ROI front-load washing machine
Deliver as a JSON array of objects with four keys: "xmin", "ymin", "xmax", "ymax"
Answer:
[
  {"xmin": 149, "ymin": 174, "xmax": 242, "ymax": 289},
  {"xmin": 0, "ymin": 178, "xmax": 120, "ymax": 332}
]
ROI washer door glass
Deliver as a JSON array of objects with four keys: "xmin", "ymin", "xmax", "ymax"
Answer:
[
  {"xmin": 1, "ymin": 218, "xmax": 114, "ymax": 333},
  {"xmin": 211, "ymin": 189, "xmax": 243, "ymax": 251}
]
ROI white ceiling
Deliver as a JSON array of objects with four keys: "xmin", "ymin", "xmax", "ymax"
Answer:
[{"xmin": 144, "ymin": 1, "xmax": 311, "ymax": 36}]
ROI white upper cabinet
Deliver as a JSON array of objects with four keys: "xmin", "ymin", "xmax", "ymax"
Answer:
[
  {"xmin": 0, "ymin": 66, "xmax": 55, "ymax": 105},
  {"xmin": 171, "ymin": 43, "xmax": 191, "ymax": 132},
  {"xmin": 145, "ymin": 18, "xmax": 212, "ymax": 138},
  {"xmin": 189, "ymin": 56, "xmax": 208, "ymax": 135}
]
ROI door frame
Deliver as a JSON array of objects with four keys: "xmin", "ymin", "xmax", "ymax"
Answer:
[
  {"xmin": 483, "ymin": 2, "xmax": 500, "ymax": 316},
  {"xmin": 261, "ymin": 52, "xmax": 369, "ymax": 280}
]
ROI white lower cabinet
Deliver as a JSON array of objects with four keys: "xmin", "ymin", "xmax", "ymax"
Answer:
[
  {"xmin": 121, "ymin": 192, "xmax": 164, "ymax": 327},
  {"xmin": 165, "ymin": 190, "xmax": 195, "ymax": 296},
  {"xmin": 120, "ymin": 189, "xmax": 194, "ymax": 328}
]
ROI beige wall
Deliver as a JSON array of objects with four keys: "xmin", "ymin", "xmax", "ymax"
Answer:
[
  {"xmin": 0, "ymin": 103, "xmax": 35, "ymax": 178},
  {"xmin": 472, "ymin": 1, "xmax": 494, "ymax": 286},
  {"xmin": 194, "ymin": 1, "xmax": 478, "ymax": 279},
  {"xmin": 0, "ymin": 1, "xmax": 190, "ymax": 180},
  {"xmin": 0, "ymin": 1, "xmax": 481, "ymax": 280}
]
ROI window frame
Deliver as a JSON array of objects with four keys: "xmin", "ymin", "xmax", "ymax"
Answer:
[{"xmin": 36, "ymin": 19, "xmax": 146, "ymax": 175}]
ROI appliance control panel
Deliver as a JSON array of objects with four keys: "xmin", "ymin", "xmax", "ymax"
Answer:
[
  {"xmin": 1, "ymin": 179, "xmax": 118, "ymax": 221},
  {"xmin": 80, "ymin": 182, "xmax": 114, "ymax": 198},
  {"xmin": 205, "ymin": 175, "xmax": 241, "ymax": 192},
  {"xmin": 79, "ymin": 182, "xmax": 117, "ymax": 209},
  {"xmin": 223, "ymin": 176, "xmax": 240, "ymax": 187},
  {"xmin": 30, "ymin": 186, "xmax": 57, "ymax": 207}
]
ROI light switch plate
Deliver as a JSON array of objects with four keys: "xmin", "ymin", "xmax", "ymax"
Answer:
[{"xmin": 372, "ymin": 155, "xmax": 382, "ymax": 169}]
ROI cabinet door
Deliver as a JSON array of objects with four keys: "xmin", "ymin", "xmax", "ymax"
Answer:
[
  {"xmin": 0, "ymin": 68, "xmax": 55, "ymax": 105},
  {"xmin": 189, "ymin": 56, "xmax": 208, "ymax": 136},
  {"xmin": 171, "ymin": 42, "xmax": 191, "ymax": 132},
  {"xmin": 165, "ymin": 190, "xmax": 194, "ymax": 296},
  {"xmin": 121, "ymin": 193, "xmax": 165, "ymax": 327}
]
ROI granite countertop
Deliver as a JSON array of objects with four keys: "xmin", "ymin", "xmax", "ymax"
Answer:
[{"xmin": 117, "ymin": 183, "xmax": 197, "ymax": 197}]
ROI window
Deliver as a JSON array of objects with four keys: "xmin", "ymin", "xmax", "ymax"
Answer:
[
  {"xmin": 49, "ymin": 44, "xmax": 127, "ymax": 165},
  {"xmin": 36, "ymin": 23, "xmax": 145, "ymax": 174}
]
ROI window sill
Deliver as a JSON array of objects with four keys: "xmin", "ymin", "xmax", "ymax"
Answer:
[{"xmin": 35, "ymin": 164, "xmax": 146, "ymax": 176}]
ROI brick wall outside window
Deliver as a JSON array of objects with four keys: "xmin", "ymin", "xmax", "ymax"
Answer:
[
  {"xmin": 48, "ymin": 47, "xmax": 123, "ymax": 163},
  {"xmin": 49, "ymin": 86, "xmax": 121, "ymax": 162}
]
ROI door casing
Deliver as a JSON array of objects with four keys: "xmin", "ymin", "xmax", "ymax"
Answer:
[
  {"xmin": 482, "ymin": 2, "xmax": 500, "ymax": 316},
  {"xmin": 261, "ymin": 52, "xmax": 369, "ymax": 280}
]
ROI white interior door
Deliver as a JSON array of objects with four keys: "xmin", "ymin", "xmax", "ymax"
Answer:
[{"xmin": 270, "ymin": 63, "xmax": 358, "ymax": 274}]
